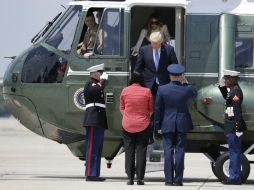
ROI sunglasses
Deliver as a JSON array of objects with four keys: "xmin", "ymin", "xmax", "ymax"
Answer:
[{"xmin": 151, "ymin": 21, "xmax": 159, "ymax": 25}]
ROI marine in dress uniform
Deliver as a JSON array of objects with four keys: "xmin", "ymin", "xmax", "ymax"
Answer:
[
  {"xmin": 218, "ymin": 70, "xmax": 246, "ymax": 185},
  {"xmin": 154, "ymin": 64, "xmax": 197, "ymax": 186},
  {"xmin": 83, "ymin": 63, "xmax": 108, "ymax": 182}
]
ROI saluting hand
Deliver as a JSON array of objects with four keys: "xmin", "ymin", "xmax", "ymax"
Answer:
[
  {"xmin": 100, "ymin": 72, "xmax": 108, "ymax": 80},
  {"xmin": 180, "ymin": 75, "xmax": 189, "ymax": 84}
]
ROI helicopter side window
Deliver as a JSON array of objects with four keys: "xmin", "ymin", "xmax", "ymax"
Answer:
[
  {"xmin": 76, "ymin": 8, "xmax": 104, "ymax": 56},
  {"xmin": 77, "ymin": 8, "xmax": 124, "ymax": 57},
  {"xmin": 46, "ymin": 5, "xmax": 82, "ymax": 54},
  {"xmin": 21, "ymin": 46, "xmax": 68, "ymax": 83},
  {"xmin": 235, "ymin": 38, "xmax": 254, "ymax": 68},
  {"xmin": 98, "ymin": 8, "xmax": 124, "ymax": 56}
]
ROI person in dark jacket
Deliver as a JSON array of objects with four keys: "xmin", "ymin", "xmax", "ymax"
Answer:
[
  {"xmin": 83, "ymin": 63, "xmax": 108, "ymax": 182},
  {"xmin": 154, "ymin": 64, "xmax": 197, "ymax": 186},
  {"xmin": 218, "ymin": 69, "xmax": 246, "ymax": 185}
]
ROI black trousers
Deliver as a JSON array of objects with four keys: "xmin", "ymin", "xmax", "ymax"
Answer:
[
  {"xmin": 150, "ymin": 82, "xmax": 159, "ymax": 140},
  {"xmin": 123, "ymin": 127, "xmax": 150, "ymax": 181}
]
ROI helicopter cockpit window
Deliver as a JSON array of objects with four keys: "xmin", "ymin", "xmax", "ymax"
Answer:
[
  {"xmin": 235, "ymin": 38, "xmax": 254, "ymax": 68},
  {"xmin": 21, "ymin": 46, "xmax": 68, "ymax": 83},
  {"xmin": 98, "ymin": 8, "xmax": 124, "ymax": 56},
  {"xmin": 46, "ymin": 5, "xmax": 82, "ymax": 54},
  {"xmin": 77, "ymin": 8, "xmax": 124, "ymax": 57}
]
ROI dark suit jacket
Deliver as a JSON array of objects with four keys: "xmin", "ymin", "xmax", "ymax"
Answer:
[
  {"xmin": 134, "ymin": 43, "xmax": 178, "ymax": 88},
  {"xmin": 154, "ymin": 81, "xmax": 197, "ymax": 133}
]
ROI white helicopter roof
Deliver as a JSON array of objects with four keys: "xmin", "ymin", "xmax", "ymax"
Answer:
[{"xmin": 69, "ymin": 0, "xmax": 254, "ymax": 15}]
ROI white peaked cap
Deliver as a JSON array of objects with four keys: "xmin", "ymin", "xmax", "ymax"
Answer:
[
  {"xmin": 87, "ymin": 63, "xmax": 105, "ymax": 73},
  {"xmin": 223, "ymin": 69, "xmax": 240, "ymax": 76}
]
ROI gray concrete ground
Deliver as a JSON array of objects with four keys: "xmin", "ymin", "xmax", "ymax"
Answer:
[{"xmin": 0, "ymin": 117, "xmax": 254, "ymax": 190}]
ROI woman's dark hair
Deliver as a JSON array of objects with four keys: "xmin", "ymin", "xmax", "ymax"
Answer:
[
  {"xmin": 147, "ymin": 12, "xmax": 163, "ymax": 31},
  {"xmin": 129, "ymin": 71, "xmax": 145, "ymax": 86}
]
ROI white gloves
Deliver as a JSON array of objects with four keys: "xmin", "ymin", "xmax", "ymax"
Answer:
[
  {"xmin": 219, "ymin": 78, "xmax": 225, "ymax": 87},
  {"xmin": 236, "ymin": 132, "xmax": 243, "ymax": 137},
  {"xmin": 100, "ymin": 72, "xmax": 108, "ymax": 80}
]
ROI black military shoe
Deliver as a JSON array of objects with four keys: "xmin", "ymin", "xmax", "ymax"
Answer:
[
  {"xmin": 127, "ymin": 180, "xmax": 134, "ymax": 185},
  {"xmin": 86, "ymin": 176, "xmax": 106, "ymax": 182},
  {"xmin": 222, "ymin": 180, "xmax": 242, "ymax": 185},
  {"xmin": 137, "ymin": 180, "xmax": 145, "ymax": 185},
  {"xmin": 165, "ymin": 182, "xmax": 173, "ymax": 186},
  {"xmin": 174, "ymin": 183, "xmax": 183, "ymax": 186}
]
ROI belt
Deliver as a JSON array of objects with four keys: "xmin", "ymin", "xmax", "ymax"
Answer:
[{"xmin": 85, "ymin": 103, "xmax": 106, "ymax": 108}]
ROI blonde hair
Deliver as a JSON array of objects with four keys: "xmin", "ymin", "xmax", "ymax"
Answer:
[{"xmin": 149, "ymin": 31, "xmax": 163, "ymax": 43}]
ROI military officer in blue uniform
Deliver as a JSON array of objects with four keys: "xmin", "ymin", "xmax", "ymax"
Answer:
[
  {"xmin": 218, "ymin": 70, "xmax": 246, "ymax": 185},
  {"xmin": 154, "ymin": 64, "xmax": 197, "ymax": 186},
  {"xmin": 83, "ymin": 63, "xmax": 108, "ymax": 181}
]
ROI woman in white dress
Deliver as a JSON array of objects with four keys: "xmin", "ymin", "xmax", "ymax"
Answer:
[{"xmin": 132, "ymin": 13, "xmax": 170, "ymax": 56}]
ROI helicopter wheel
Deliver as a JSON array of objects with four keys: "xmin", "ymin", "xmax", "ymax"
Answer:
[
  {"xmin": 210, "ymin": 162, "xmax": 219, "ymax": 178},
  {"xmin": 214, "ymin": 152, "xmax": 250, "ymax": 183}
]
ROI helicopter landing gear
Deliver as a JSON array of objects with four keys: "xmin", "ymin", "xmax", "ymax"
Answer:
[
  {"xmin": 210, "ymin": 161, "xmax": 219, "ymax": 178},
  {"xmin": 204, "ymin": 144, "xmax": 252, "ymax": 182},
  {"xmin": 214, "ymin": 152, "xmax": 250, "ymax": 183}
]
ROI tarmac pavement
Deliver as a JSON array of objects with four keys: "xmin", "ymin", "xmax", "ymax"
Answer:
[{"xmin": 0, "ymin": 117, "xmax": 254, "ymax": 190}]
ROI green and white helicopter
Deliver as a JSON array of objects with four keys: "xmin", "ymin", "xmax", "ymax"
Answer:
[{"xmin": 3, "ymin": 0, "xmax": 254, "ymax": 182}]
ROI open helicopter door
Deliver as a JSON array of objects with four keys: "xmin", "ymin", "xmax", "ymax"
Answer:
[{"xmin": 129, "ymin": 3, "xmax": 186, "ymax": 171}]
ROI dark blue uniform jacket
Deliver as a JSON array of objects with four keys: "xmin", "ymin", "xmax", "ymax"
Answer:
[{"xmin": 154, "ymin": 81, "xmax": 197, "ymax": 133}]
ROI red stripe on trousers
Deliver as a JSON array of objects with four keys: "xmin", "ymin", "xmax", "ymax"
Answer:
[{"xmin": 87, "ymin": 127, "xmax": 94, "ymax": 176}]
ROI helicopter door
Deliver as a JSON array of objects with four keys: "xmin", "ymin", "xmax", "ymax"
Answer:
[{"xmin": 129, "ymin": 6, "xmax": 185, "ymax": 71}]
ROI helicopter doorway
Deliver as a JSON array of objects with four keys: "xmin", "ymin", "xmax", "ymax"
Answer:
[{"xmin": 130, "ymin": 6, "xmax": 185, "ymax": 70}]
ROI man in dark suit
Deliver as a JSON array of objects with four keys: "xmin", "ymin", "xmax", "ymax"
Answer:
[
  {"xmin": 154, "ymin": 64, "xmax": 197, "ymax": 186},
  {"xmin": 134, "ymin": 31, "xmax": 178, "ymax": 96},
  {"xmin": 134, "ymin": 31, "xmax": 178, "ymax": 143}
]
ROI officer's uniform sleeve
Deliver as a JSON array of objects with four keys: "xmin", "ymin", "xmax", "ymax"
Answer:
[
  {"xmin": 231, "ymin": 89, "xmax": 243, "ymax": 131},
  {"xmin": 154, "ymin": 88, "xmax": 164, "ymax": 130},
  {"xmin": 187, "ymin": 85, "xmax": 197, "ymax": 99},
  {"xmin": 88, "ymin": 79, "xmax": 107, "ymax": 94},
  {"xmin": 218, "ymin": 86, "xmax": 228, "ymax": 99}
]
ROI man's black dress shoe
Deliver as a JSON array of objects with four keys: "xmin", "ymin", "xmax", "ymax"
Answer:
[
  {"xmin": 174, "ymin": 183, "xmax": 183, "ymax": 186},
  {"xmin": 86, "ymin": 176, "xmax": 106, "ymax": 181},
  {"xmin": 137, "ymin": 180, "xmax": 145, "ymax": 185},
  {"xmin": 127, "ymin": 180, "xmax": 134, "ymax": 185},
  {"xmin": 165, "ymin": 182, "xmax": 173, "ymax": 186},
  {"xmin": 222, "ymin": 180, "xmax": 242, "ymax": 185}
]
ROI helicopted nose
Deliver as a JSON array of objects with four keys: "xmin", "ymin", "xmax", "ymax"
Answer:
[{"xmin": 2, "ymin": 50, "xmax": 45, "ymax": 136}]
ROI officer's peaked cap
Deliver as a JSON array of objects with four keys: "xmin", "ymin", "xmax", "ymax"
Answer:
[
  {"xmin": 167, "ymin": 64, "xmax": 185, "ymax": 76},
  {"xmin": 87, "ymin": 63, "xmax": 104, "ymax": 73},
  {"xmin": 223, "ymin": 69, "xmax": 240, "ymax": 79}
]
